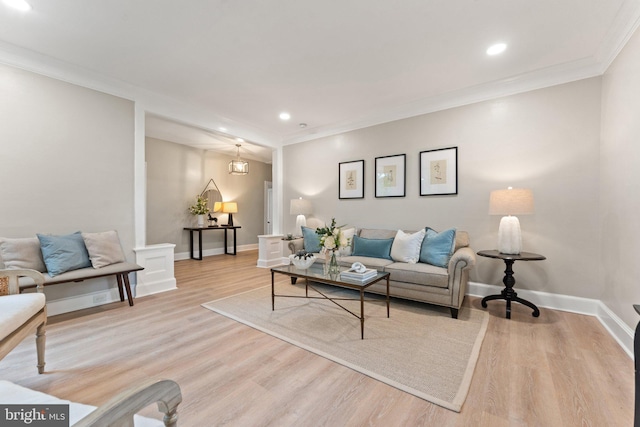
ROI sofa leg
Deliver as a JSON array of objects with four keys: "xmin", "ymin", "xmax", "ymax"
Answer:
[
  {"xmin": 450, "ymin": 308, "xmax": 459, "ymax": 319},
  {"xmin": 290, "ymin": 277, "xmax": 297, "ymax": 285}
]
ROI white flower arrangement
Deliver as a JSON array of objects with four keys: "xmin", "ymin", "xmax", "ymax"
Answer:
[{"xmin": 316, "ymin": 218, "xmax": 350, "ymax": 252}]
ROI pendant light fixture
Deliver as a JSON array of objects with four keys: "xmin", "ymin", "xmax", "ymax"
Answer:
[{"xmin": 228, "ymin": 144, "xmax": 249, "ymax": 175}]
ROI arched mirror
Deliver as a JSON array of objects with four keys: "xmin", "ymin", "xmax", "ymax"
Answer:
[{"xmin": 200, "ymin": 179, "xmax": 223, "ymax": 213}]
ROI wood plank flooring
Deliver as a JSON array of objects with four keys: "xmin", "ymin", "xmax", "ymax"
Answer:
[{"xmin": 0, "ymin": 250, "xmax": 634, "ymax": 426}]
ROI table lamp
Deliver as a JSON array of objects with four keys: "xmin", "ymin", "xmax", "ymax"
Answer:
[
  {"xmin": 489, "ymin": 187, "xmax": 534, "ymax": 254},
  {"xmin": 222, "ymin": 202, "xmax": 238, "ymax": 226},
  {"xmin": 290, "ymin": 197, "xmax": 312, "ymax": 235}
]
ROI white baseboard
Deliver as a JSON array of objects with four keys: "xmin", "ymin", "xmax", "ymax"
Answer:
[
  {"xmin": 468, "ymin": 282, "xmax": 635, "ymax": 358},
  {"xmin": 174, "ymin": 243, "xmax": 258, "ymax": 261},
  {"xmin": 46, "ymin": 288, "xmax": 124, "ymax": 317}
]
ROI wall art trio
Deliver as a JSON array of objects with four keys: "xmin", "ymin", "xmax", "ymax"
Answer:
[{"xmin": 338, "ymin": 146, "xmax": 457, "ymax": 199}]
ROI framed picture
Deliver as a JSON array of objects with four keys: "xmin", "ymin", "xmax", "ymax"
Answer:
[
  {"xmin": 375, "ymin": 154, "xmax": 406, "ymax": 198},
  {"xmin": 420, "ymin": 147, "xmax": 458, "ymax": 196},
  {"xmin": 339, "ymin": 160, "xmax": 365, "ymax": 199}
]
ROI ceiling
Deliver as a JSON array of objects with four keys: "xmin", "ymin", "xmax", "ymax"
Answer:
[{"xmin": 1, "ymin": 0, "xmax": 639, "ymax": 163}]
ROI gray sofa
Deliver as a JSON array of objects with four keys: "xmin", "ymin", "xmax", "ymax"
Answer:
[{"xmin": 288, "ymin": 227, "xmax": 476, "ymax": 318}]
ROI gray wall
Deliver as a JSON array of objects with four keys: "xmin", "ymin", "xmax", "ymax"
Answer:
[
  {"xmin": 600, "ymin": 26, "xmax": 640, "ymax": 328},
  {"xmin": 146, "ymin": 137, "xmax": 272, "ymax": 256},
  {"xmin": 283, "ymin": 77, "xmax": 602, "ymax": 300},
  {"xmin": 0, "ymin": 63, "xmax": 135, "ymax": 300}
]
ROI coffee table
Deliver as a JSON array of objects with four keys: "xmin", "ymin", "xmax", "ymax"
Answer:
[{"xmin": 271, "ymin": 264, "xmax": 390, "ymax": 339}]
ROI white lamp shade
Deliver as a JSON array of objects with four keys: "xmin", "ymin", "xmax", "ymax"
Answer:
[
  {"xmin": 290, "ymin": 198, "xmax": 312, "ymax": 215},
  {"xmin": 489, "ymin": 188, "xmax": 534, "ymax": 215}
]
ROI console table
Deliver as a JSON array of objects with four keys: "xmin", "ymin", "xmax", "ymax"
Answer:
[
  {"xmin": 183, "ymin": 226, "xmax": 241, "ymax": 260},
  {"xmin": 477, "ymin": 249, "xmax": 546, "ymax": 319}
]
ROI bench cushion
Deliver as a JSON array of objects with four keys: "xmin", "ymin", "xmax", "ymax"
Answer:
[
  {"xmin": 0, "ymin": 294, "xmax": 45, "ymax": 341},
  {"xmin": 18, "ymin": 262, "xmax": 143, "ymax": 288}
]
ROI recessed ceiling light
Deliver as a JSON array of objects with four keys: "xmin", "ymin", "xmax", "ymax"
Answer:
[
  {"xmin": 486, "ymin": 43, "xmax": 507, "ymax": 56},
  {"xmin": 299, "ymin": 123, "xmax": 307, "ymax": 128},
  {"xmin": 279, "ymin": 112, "xmax": 291, "ymax": 121},
  {"xmin": 236, "ymin": 138, "xmax": 244, "ymax": 143},
  {"xmin": 219, "ymin": 127, "xmax": 227, "ymax": 132},
  {"xmin": 3, "ymin": 0, "xmax": 31, "ymax": 11}
]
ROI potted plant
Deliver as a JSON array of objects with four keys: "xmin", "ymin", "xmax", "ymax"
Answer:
[
  {"xmin": 290, "ymin": 250, "xmax": 316, "ymax": 269},
  {"xmin": 188, "ymin": 195, "xmax": 209, "ymax": 227}
]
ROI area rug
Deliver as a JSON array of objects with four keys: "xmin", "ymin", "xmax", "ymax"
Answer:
[{"xmin": 201, "ymin": 284, "xmax": 488, "ymax": 412}]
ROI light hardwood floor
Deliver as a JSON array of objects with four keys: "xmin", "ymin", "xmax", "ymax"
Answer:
[{"xmin": 0, "ymin": 250, "xmax": 634, "ymax": 426}]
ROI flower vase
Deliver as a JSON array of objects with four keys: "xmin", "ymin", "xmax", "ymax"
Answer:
[
  {"xmin": 328, "ymin": 250, "xmax": 340, "ymax": 277},
  {"xmin": 197, "ymin": 214, "xmax": 205, "ymax": 227}
]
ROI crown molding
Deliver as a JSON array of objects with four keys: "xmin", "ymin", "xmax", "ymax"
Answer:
[
  {"xmin": 595, "ymin": 0, "xmax": 640, "ymax": 72},
  {"xmin": 0, "ymin": 41, "xmax": 281, "ymax": 149},
  {"xmin": 282, "ymin": 57, "xmax": 603, "ymax": 145}
]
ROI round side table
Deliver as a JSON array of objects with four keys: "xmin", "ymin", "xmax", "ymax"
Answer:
[{"xmin": 477, "ymin": 249, "xmax": 546, "ymax": 319}]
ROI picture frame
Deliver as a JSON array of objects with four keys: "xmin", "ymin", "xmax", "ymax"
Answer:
[
  {"xmin": 375, "ymin": 154, "xmax": 406, "ymax": 198},
  {"xmin": 339, "ymin": 160, "xmax": 365, "ymax": 199},
  {"xmin": 419, "ymin": 147, "xmax": 458, "ymax": 196}
]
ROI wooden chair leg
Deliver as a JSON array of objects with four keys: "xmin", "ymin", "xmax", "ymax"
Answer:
[{"xmin": 36, "ymin": 322, "xmax": 46, "ymax": 374}]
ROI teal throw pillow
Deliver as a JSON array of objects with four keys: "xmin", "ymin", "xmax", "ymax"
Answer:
[
  {"xmin": 301, "ymin": 226, "xmax": 321, "ymax": 253},
  {"xmin": 419, "ymin": 227, "xmax": 456, "ymax": 268},
  {"xmin": 37, "ymin": 231, "xmax": 92, "ymax": 276},
  {"xmin": 352, "ymin": 235, "xmax": 394, "ymax": 260}
]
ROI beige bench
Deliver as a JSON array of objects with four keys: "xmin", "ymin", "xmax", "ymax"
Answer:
[
  {"xmin": 0, "ymin": 232, "xmax": 143, "ymax": 306},
  {"xmin": 19, "ymin": 262, "xmax": 143, "ymax": 306}
]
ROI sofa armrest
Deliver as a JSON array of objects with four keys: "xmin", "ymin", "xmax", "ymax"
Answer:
[
  {"xmin": 448, "ymin": 246, "xmax": 476, "ymax": 273},
  {"xmin": 447, "ymin": 247, "xmax": 476, "ymax": 310},
  {"xmin": 287, "ymin": 238, "xmax": 304, "ymax": 254}
]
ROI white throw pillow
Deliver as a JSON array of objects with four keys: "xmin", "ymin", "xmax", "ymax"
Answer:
[
  {"xmin": 82, "ymin": 230, "xmax": 126, "ymax": 269},
  {"xmin": 390, "ymin": 229, "xmax": 426, "ymax": 264},
  {"xmin": 0, "ymin": 237, "xmax": 47, "ymax": 272},
  {"xmin": 339, "ymin": 227, "xmax": 356, "ymax": 256}
]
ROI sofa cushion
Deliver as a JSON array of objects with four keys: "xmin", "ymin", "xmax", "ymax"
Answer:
[
  {"xmin": 301, "ymin": 226, "xmax": 321, "ymax": 253},
  {"xmin": 455, "ymin": 230, "xmax": 470, "ymax": 251},
  {"xmin": 419, "ymin": 227, "xmax": 456, "ymax": 268},
  {"xmin": 358, "ymin": 228, "xmax": 397, "ymax": 240},
  {"xmin": 385, "ymin": 262, "xmax": 449, "ymax": 288},
  {"xmin": 390, "ymin": 229, "xmax": 426, "ymax": 264},
  {"xmin": 352, "ymin": 235, "xmax": 393, "ymax": 260},
  {"xmin": 339, "ymin": 255, "xmax": 395, "ymax": 269},
  {"xmin": 82, "ymin": 230, "xmax": 126, "ymax": 268},
  {"xmin": 37, "ymin": 232, "xmax": 91, "ymax": 277},
  {"xmin": 0, "ymin": 237, "xmax": 47, "ymax": 272}
]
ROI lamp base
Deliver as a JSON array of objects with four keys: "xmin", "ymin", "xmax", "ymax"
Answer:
[
  {"xmin": 227, "ymin": 213, "xmax": 234, "ymax": 227},
  {"xmin": 295, "ymin": 214, "xmax": 307, "ymax": 235},
  {"xmin": 498, "ymin": 216, "xmax": 522, "ymax": 255}
]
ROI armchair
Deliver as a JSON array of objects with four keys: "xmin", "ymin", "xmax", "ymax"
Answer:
[{"xmin": 0, "ymin": 268, "xmax": 47, "ymax": 373}]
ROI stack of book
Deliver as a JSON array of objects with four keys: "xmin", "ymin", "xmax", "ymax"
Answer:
[{"xmin": 340, "ymin": 268, "xmax": 377, "ymax": 281}]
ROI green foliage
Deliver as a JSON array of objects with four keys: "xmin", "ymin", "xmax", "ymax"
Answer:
[{"xmin": 188, "ymin": 195, "xmax": 209, "ymax": 215}]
